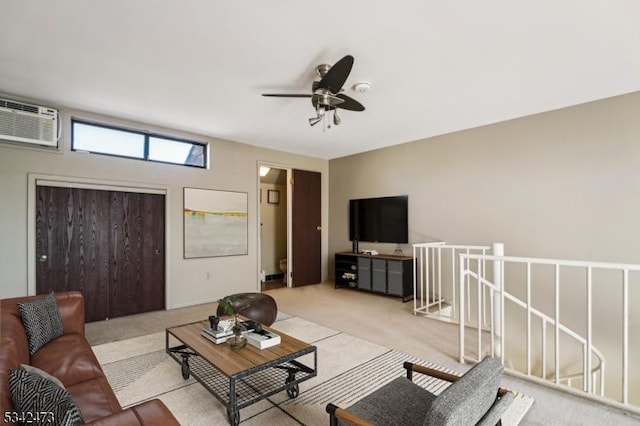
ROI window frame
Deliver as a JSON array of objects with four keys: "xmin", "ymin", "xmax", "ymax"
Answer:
[{"xmin": 71, "ymin": 118, "xmax": 208, "ymax": 169}]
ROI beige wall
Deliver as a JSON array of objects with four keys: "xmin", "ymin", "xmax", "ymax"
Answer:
[
  {"xmin": 0, "ymin": 105, "xmax": 328, "ymax": 307},
  {"xmin": 329, "ymin": 91, "xmax": 640, "ymax": 402},
  {"xmin": 330, "ymin": 91, "xmax": 640, "ymax": 261}
]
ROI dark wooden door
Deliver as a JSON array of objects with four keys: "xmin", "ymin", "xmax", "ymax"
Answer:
[
  {"xmin": 35, "ymin": 186, "xmax": 165, "ymax": 322},
  {"xmin": 35, "ymin": 187, "xmax": 110, "ymax": 322},
  {"xmin": 108, "ymin": 191, "xmax": 165, "ymax": 318},
  {"xmin": 291, "ymin": 169, "xmax": 321, "ymax": 286}
]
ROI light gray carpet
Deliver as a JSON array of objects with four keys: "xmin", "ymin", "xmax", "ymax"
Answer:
[{"xmin": 92, "ymin": 315, "xmax": 532, "ymax": 425}]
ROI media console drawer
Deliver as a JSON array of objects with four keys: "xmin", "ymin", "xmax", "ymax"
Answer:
[{"xmin": 334, "ymin": 252, "xmax": 413, "ymax": 302}]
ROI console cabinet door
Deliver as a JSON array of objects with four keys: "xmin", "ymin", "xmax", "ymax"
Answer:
[
  {"xmin": 371, "ymin": 259, "xmax": 387, "ymax": 293},
  {"xmin": 358, "ymin": 257, "xmax": 372, "ymax": 290},
  {"xmin": 387, "ymin": 260, "xmax": 404, "ymax": 296}
]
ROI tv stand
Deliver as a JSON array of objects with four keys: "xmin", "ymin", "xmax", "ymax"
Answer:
[{"xmin": 334, "ymin": 252, "xmax": 414, "ymax": 302}]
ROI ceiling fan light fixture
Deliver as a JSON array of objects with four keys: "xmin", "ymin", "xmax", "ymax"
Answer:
[
  {"xmin": 309, "ymin": 116, "xmax": 323, "ymax": 126},
  {"xmin": 333, "ymin": 110, "xmax": 341, "ymax": 125}
]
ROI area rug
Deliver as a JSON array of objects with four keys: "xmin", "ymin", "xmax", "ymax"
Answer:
[{"xmin": 92, "ymin": 313, "xmax": 533, "ymax": 425}]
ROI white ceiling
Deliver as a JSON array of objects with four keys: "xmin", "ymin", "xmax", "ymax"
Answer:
[{"xmin": 1, "ymin": 1, "xmax": 639, "ymax": 159}]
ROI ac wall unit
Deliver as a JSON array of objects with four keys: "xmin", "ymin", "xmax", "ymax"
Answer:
[{"xmin": 0, "ymin": 98, "xmax": 59, "ymax": 147}]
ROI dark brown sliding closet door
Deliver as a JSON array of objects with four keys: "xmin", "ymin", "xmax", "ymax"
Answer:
[{"xmin": 35, "ymin": 186, "xmax": 165, "ymax": 322}]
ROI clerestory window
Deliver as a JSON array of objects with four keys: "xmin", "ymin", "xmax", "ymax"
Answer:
[{"xmin": 71, "ymin": 119, "xmax": 207, "ymax": 168}]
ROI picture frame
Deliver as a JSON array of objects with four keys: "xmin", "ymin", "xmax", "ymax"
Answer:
[
  {"xmin": 183, "ymin": 187, "xmax": 248, "ymax": 258},
  {"xmin": 267, "ymin": 189, "xmax": 280, "ymax": 204}
]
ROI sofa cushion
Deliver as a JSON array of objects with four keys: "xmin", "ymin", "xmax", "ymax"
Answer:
[
  {"xmin": 8, "ymin": 368, "xmax": 83, "ymax": 426},
  {"xmin": 17, "ymin": 291, "xmax": 64, "ymax": 355},
  {"xmin": 31, "ymin": 333, "xmax": 105, "ymax": 388},
  {"xmin": 66, "ymin": 377, "xmax": 122, "ymax": 423}
]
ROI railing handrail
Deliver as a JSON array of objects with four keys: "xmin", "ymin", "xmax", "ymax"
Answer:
[
  {"xmin": 413, "ymin": 242, "xmax": 490, "ymax": 250},
  {"xmin": 462, "ymin": 253, "xmax": 640, "ymax": 272}
]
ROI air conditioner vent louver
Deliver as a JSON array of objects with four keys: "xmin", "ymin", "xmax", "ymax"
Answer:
[{"xmin": 0, "ymin": 98, "xmax": 58, "ymax": 148}]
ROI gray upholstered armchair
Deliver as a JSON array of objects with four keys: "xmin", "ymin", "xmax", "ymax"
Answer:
[{"xmin": 326, "ymin": 357, "xmax": 514, "ymax": 426}]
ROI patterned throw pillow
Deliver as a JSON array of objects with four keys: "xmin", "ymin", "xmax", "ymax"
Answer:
[
  {"xmin": 17, "ymin": 292, "xmax": 65, "ymax": 355},
  {"xmin": 20, "ymin": 364, "xmax": 65, "ymax": 389},
  {"xmin": 8, "ymin": 368, "xmax": 84, "ymax": 426}
]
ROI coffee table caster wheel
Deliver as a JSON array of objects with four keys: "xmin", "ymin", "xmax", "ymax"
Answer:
[
  {"xmin": 227, "ymin": 408, "xmax": 239, "ymax": 426},
  {"xmin": 285, "ymin": 376, "xmax": 299, "ymax": 399},
  {"xmin": 181, "ymin": 357, "xmax": 190, "ymax": 380},
  {"xmin": 286, "ymin": 384, "xmax": 299, "ymax": 398}
]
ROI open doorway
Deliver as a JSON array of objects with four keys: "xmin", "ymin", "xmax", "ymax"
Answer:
[{"xmin": 259, "ymin": 165, "xmax": 289, "ymax": 291}]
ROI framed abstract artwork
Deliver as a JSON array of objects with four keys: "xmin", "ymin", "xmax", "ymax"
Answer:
[{"xmin": 183, "ymin": 188, "xmax": 248, "ymax": 258}]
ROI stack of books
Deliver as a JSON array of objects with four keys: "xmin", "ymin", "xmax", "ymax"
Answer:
[
  {"xmin": 245, "ymin": 329, "xmax": 281, "ymax": 349},
  {"xmin": 200, "ymin": 319, "xmax": 258, "ymax": 344}
]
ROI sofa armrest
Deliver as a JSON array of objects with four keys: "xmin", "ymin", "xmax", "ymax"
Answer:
[
  {"xmin": 83, "ymin": 399, "xmax": 179, "ymax": 426},
  {"xmin": 54, "ymin": 291, "xmax": 85, "ymax": 336}
]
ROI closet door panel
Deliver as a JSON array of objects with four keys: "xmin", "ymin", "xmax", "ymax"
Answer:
[{"xmin": 35, "ymin": 186, "xmax": 110, "ymax": 322}]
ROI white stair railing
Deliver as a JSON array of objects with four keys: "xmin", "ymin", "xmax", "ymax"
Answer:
[
  {"xmin": 458, "ymin": 253, "xmax": 639, "ymax": 413},
  {"xmin": 412, "ymin": 242, "xmax": 492, "ymax": 321}
]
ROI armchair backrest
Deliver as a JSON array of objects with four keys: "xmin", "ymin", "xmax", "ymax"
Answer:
[{"xmin": 424, "ymin": 357, "xmax": 505, "ymax": 426}]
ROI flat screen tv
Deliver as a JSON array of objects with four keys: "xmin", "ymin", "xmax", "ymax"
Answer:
[{"xmin": 349, "ymin": 195, "xmax": 408, "ymax": 244}]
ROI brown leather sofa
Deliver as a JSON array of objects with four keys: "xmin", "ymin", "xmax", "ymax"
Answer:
[{"xmin": 0, "ymin": 291, "xmax": 179, "ymax": 425}]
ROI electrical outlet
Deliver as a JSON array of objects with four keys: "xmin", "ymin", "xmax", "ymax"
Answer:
[{"xmin": 205, "ymin": 272, "xmax": 211, "ymax": 280}]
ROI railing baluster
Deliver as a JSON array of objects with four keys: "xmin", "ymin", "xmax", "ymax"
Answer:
[
  {"xmin": 437, "ymin": 246, "xmax": 442, "ymax": 315},
  {"xmin": 425, "ymin": 249, "xmax": 436, "ymax": 313},
  {"xmin": 542, "ymin": 318, "xmax": 547, "ymax": 380},
  {"xmin": 583, "ymin": 343, "xmax": 588, "ymax": 392},
  {"xmin": 623, "ymin": 269, "xmax": 629, "ymax": 404},
  {"xmin": 526, "ymin": 262, "xmax": 531, "ymax": 376},
  {"xmin": 586, "ymin": 266, "xmax": 592, "ymax": 393},
  {"xmin": 554, "ymin": 264, "xmax": 560, "ymax": 385},
  {"xmin": 466, "ymin": 248, "xmax": 471, "ymax": 322},
  {"xmin": 459, "ymin": 252, "xmax": 465, "ymax": 363},
  {"xmin": 451, "ymin": 249, "xmax": 457, "ymax": 319},
  {"xmin": 500, "ymin": 259, "xmax": 505, "ymax": 364},
  {"xmin": 477, "ymin": 258, "xmax": 482, "ymax": 361},
  {"xmin": 413, "ymin": 245, "xmax": 422, "ymax": 315}
]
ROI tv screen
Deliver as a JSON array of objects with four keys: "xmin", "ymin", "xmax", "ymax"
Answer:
[{"xmin": 349, "ymin": 196, "xmax": 408, "ymax": 243}]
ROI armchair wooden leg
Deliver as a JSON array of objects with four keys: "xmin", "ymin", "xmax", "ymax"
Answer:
[{"xmin": 326, "ymin": 403, "xmax": 339, "ymax": 426}]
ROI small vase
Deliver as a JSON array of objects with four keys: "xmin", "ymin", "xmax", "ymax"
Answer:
[{"xmin": 229, "ymin": 320, "xmax": 247, "ymax": 350}]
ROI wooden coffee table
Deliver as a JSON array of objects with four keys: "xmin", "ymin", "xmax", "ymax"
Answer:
[{"xmin": 166, "ymin": 319, "xmax": 317, "ymax": 425}]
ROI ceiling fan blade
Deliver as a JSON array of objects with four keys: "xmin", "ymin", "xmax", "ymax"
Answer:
[
  {"xmin": 317, "ymin": 55, "xmax": 354, "ymax": 94},
  {"xmin": 262, "ymin": 94, "xmax": 312, "ymax": 98},
  {"xmin": 335, "ymin": 94, "xmax": 365, "ymax": 111}
]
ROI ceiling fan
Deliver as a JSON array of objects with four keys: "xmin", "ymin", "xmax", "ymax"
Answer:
[{"xmin": 262, "ymin": 55, "xmax": 365, "ymax": 128}]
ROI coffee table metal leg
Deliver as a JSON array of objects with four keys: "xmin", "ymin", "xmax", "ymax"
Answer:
[{"xmin": 228, "ymin": 378, "xmax": 239, "ymax": 425}]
